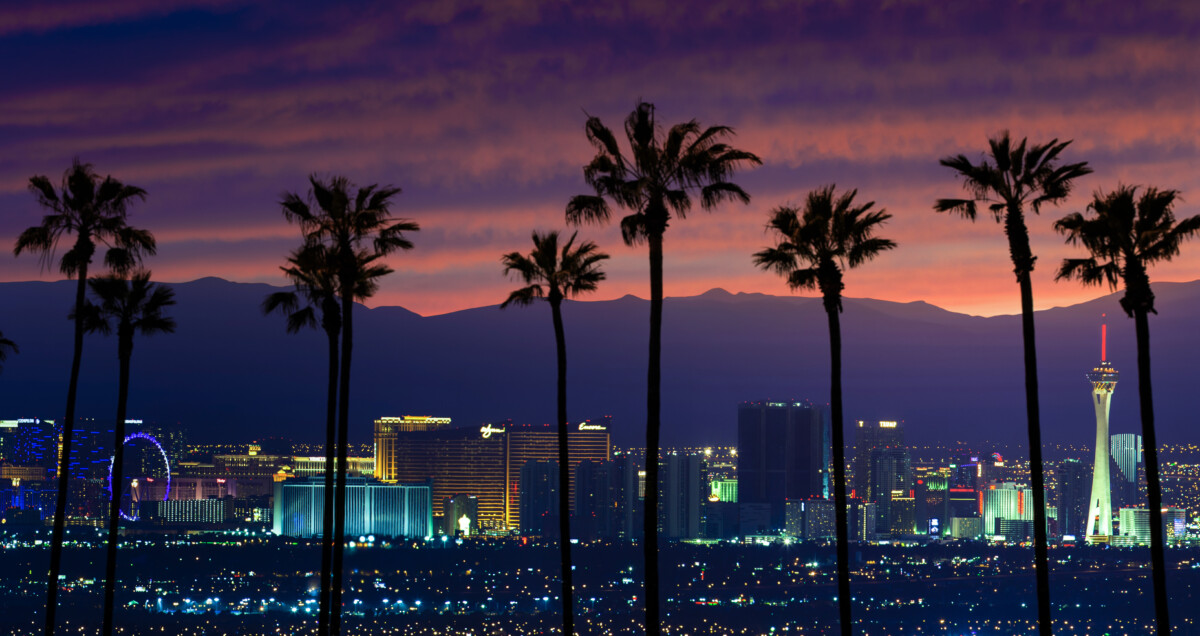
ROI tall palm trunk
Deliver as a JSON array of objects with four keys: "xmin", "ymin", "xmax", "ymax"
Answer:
[
  {"xmin": 318, "ymin": 326, "xmax": 340, "ymax": 636},
  {"xmin": 643, "ymin": 231, "xmax": 663, "ymax": 636},
  {"xmin": 330, "ymin": 279, "xmax": 354, "ymax": 636},
  {"xmin": 1017, "ymin": 272, "xmax": 1052, "ymax": 636},
  {"xmin": 825, "ymin": 302, "xmax": 853, "ymax": 636},
  {"xmin": 551, "ymin": 299, "xmax": 576, "ymax": 636},
  {"xmin": 101, "ymin": 333, "xmax": 132, "ymax": 636},
  {"xmin": 1135, "ymin": 308, "xmax": 1170, "ymax": 635},
  {"xmin": 45, "ymin": 260, "xmax": 90, "ymax": 636},
  {"xmin": 1006, "ymin": 208, "xmax": 1052, "ymax": 636}
]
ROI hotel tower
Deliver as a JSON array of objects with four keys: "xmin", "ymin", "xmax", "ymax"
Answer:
[{"xmin": 1085, "ymin": 318, "xmax": 1118, "ymax": 543}]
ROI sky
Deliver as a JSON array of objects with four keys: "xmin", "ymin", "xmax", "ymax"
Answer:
[{"xmin": 1, "ymin": 0, "xmax": 1197, "ymax": 317}]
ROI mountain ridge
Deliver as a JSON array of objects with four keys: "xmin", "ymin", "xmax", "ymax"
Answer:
[{"xmin": 2, "ymin": 277, "xmax": 1198, "ymax": 450}]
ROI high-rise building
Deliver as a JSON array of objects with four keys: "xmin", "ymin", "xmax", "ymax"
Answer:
[
  {"xmin": 375, "ymin": 416, "xmax": 610, "ymax": 530},
  {"xmin": 519, "ymin": 460, "xmax": 559, "ymax": 537},
  {"xmin": 1085, "ymin": 322, "xmax": 1118, "ymax": 544},
  {"xmin": 273, "ymin": 477, "xmax": 432, "ymax": 539},
  {"xmin": 853, "ymin": 420, "xmax": 904, "ymax": 499},
  {"xmin": 1118, "ymin": 507, "xmax": 1150, "ymax": 545},
  {"xmin": 1110, "ymin": 433, "xmax": 1143, "ymax": 510},
  {"xmin": 869, "ymin": 446, "xmax": 911, "ymax": 535},
  {"xmin": 574, "ymin": 460, "xmax": 620, "ymax": 540},
  {"xmin": 658, "ymin": 452, "xmax": 704, "ymax": 540},
  {"xmin": 983, "ymin": 482, "xmax": 1034, "ymax": 538},
  {"xmin": 442, "ymin": 494, "xmax": 479, "ymax": 537},
  {"xmin": 737, "ymin": 400, "xmax": 830, "ymax": 531},
  {"xmin": 1056, "ymin": 458, "xmax": 1090, "ymax": 539}
]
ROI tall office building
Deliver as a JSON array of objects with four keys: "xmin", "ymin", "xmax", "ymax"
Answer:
[
  {"xmin": 1110, "ymin": 433, "xmax": 1143, "ymax": 510},
  {"xmin": 737, "ymin": 400, "xmax": 830, "ymax": 531},
  {"xmin": 375, "ymin": 416, "xmax": 610, "ymax": 530},
  {"xmin": 658, "ymin": 452, "xmax": 704, "ymax": 540},
  {"xmin": 574, "ymin": 460, "xmax": 620, "ymax": 540},
  {"xmin": 1056, "ymin": 458, "xmax": 1090, "ymax": 539},
  {"xmin": 1085, "ymin": 322, "xmax": 1118, "ymax": 543},
  {"xmin": 519, "ymin": 460, "xmax": 559, "ymax": 537},
  {"xmin": 853, "ymin": 420, "xmax": 904, "ymax": 499},
  {"xmin": 273, "ymin": 477, "xmax": 432, "ymax": 539},
  {"xmin": 869, "ymin": 446, "xmax": 912, "ymax": 535}
]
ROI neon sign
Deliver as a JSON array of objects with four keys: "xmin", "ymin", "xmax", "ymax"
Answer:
[
  {"xmin": 480, "ymin": 423, "xmax": 505, "ymax": 439},
  {"xmin": 578, "ymin": 422, "xmax": 606, "ymax": 431}
]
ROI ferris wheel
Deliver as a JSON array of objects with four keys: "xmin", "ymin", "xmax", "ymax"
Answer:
[{"xmin": 106, "ymin": 431, "xmax": 171, "ymax": 521}]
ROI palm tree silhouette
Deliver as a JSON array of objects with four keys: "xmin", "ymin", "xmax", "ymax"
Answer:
[
  {"xmin": 281, "ymin": 175, "xmax": 416, "ymax": 636},
  {"xmin": 935, "ymin": 133, "xmax": 1090, "ymax": 636},
  {"xmin": 566, "ymin": 101, "xmax": 760, "ymax": 634},
  {"xmin": 1055, "ymin": 185, "xmax": 1200, "ymax": 636},
  {"xmin": 12, "ymin": 159, "xmax": 153, "ymax": 636},
  {"xmin": 754, "ymin": 185, "xmax": 895, "ymax": 636},
  {"xmin": 81, "ymin": 272, "xmax": 175, "ymax": 636},
  {"xmin": 0, "ymin": 331, "xmax": 17, "ymax": 372},
  {"xmin": 501, "ymin": 230, "xmax": 608, "ymax": 636},
  {"xmin": 263, "ymin": 243, "xmax": 389, "ymax": 636}
]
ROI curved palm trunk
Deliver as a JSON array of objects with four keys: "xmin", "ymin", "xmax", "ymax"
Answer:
[
  {"xmin": 825, "ymin": 305, "xmax": 853, "ymax": 636},
  {"xmin": 330, "ymin": 285, "xmax": 354, "ymax": 636},
  {"xmin": 1134, "ymin": 308, "xmax": 1170, "ymax": 635},
  {"xmin": 101, "ymin": 337, "xmax": 132, "ymax": 636},
  {"xmin": 318, "ymin": 326, "xmax": 340, "ymax": 636},
  {"xmin": 643, "ymin": 232, "xmax": 663, "ymax": 636},
  {"xmin": 1017, "ymin": 272, "xmax": 1052, "ymax": 636},
  {"xmin": 551, "ymin": 299, "xmax": 576, "ymax": 636},
  {"xmin": 44, "ymin": 264, "xmax": 89, "ymax": 636}
]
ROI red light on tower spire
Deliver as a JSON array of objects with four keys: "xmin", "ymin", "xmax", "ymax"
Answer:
[{"xmin": 1101, "ymin": 313, "xmax": 1107, "ymax": 362}]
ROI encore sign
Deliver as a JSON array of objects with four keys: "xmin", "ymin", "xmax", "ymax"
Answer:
[
  {"xmin": 578, "ymin": 422, "xmax": 606, "ymax": 431},
  {"xmin": 480, "ymin": 423, "xmax": 506, "ymax": 439}
]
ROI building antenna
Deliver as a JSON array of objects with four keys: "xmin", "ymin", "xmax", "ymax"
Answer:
[{"xmin": 1101, "ymin": 313, "xmax": 1107, "ymax": 362}]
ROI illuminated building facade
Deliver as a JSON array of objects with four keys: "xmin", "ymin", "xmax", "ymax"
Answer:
[
  {"xmin": 1085, "ymin": 322, "xmax": 1118, "ymax": 543},
  {"xmin": 1117, "ymin": 506, "xmax": 1150, "ymax": 545},
  {"xmin": 854, "ymin": 420, "xmax": 904, "ymax": 498},
  {"xmin": 737, "ymin": 401, "xmax": 830, "ymax": 531},
  {"xmin": 711, "ymin": 479, "xmax": 738, "ymax": 503},
  {"xmin": 983, "ymin": 482, "xmax": 1033, "ymax": 538},
  {"xmin": 1110, "ymin": 433, "xmax": 1143, "ymax": 509},
  {"xmin": 374, "ymin": 416, "xmax": 611, "ymax": 530},
  {"xmin": 272, "ymin": 477, "xmax": 432, "ymax": 539}
]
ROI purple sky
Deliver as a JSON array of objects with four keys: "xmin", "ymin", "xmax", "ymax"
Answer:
[{"xmin": 2, "ymin": 1, "xmax": 1197, "ymax": 316}]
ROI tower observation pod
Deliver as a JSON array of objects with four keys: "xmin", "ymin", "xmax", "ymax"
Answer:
[{"xmin": 1085, "ymin": 317, "xmax": 1118, "ymax": 544}]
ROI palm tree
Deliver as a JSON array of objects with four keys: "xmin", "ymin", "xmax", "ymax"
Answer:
[
  {"xmin": 0, "ymin": 331, "xmax": 16, "ymax": 372},
  {"xmin": 281, "ymin": 175, "xmax": 416, "ymax": 636},
  {"xmin": 263, "ymin": 243, "xmax": 389, "ymax": 636},
  {"xmin": 12, "ymin": 159, "xmax": 153, "ymax": 636},
  {"xmin": 1055, "ymin": 185, "xmax": 1200, "ymax": 636},
  {"xmin": 565, "ymin": 101, "xmax": 760, "ymax": 634},
  {"xmin": 501, "ymin": 230, "xmax": 608, "ymax": 636},
  {"xmin": 753, "ymin": 185, "xmax": 895, "ymax": 636},
  {"xmin": 935, "ymin": 133, "xmax": 1090, "ymax": 635},
  {"xmin": 82, "ymin": 272, "xmax": 175, "ymax": 636}
]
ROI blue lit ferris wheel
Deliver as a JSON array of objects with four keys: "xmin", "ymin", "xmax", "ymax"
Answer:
[{"xmin": 106, "ymin": 431, "xmax": 171, "ymax": 521}]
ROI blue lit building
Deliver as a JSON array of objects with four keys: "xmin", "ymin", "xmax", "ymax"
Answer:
[{"xmin": 273, "ymin": 477, "xmax": 433, "ymax": 539}]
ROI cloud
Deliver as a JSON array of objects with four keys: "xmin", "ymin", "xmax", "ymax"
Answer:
[{"xmin": 1, "ymin": 0, "xmax": 1196, "ymax": 317}]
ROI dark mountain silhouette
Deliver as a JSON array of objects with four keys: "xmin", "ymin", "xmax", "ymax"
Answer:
[{"xmin": 2, "ymin": 277, "xmax": 1197, "ymax": 449}]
